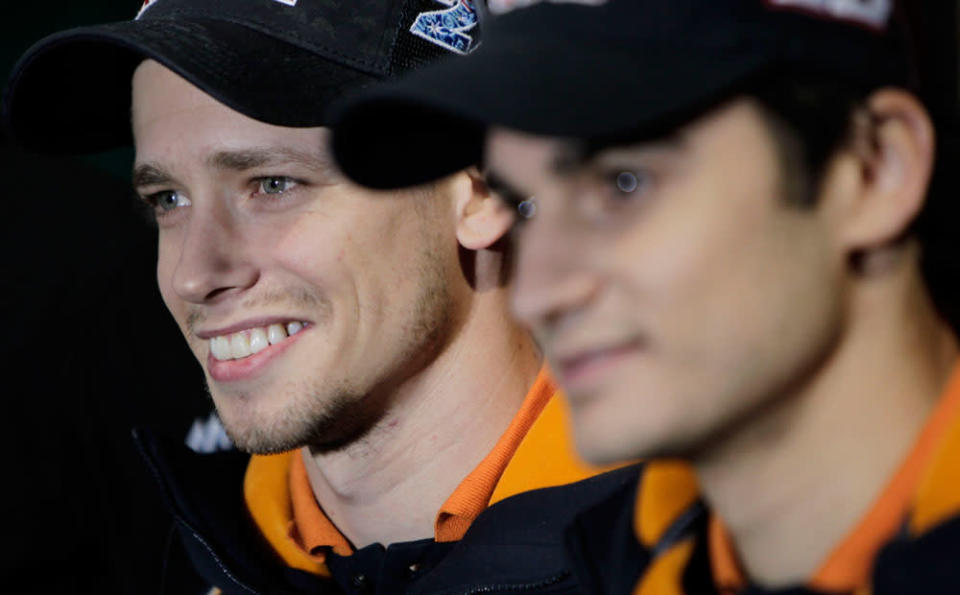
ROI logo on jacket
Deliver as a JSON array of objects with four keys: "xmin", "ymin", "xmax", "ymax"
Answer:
[
  {"xmin": 766, "ymin": 0, "xmax": 892, "ymax": 29},
  {"xmin": 185, "ymin": 412, "xmax": 234, "ymax": 454},
  {"xmin": 410, "ymin": 0, "xmax": 480, "ymax": 55}
]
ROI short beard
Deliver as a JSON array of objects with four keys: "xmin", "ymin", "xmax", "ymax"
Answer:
[
  {"xmin": 218, "ymin": 382, "xmax": 387, "ymax": 455},
  {"xmin": 214, "ymin": 234, "xmax": 455, "ymax": 456}
]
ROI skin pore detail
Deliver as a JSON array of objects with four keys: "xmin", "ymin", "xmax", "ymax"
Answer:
[
  {"xmin": 488, "ymin": 96, "xmax": 957, "ymax": 586},
  {"xmin": 132, "ymin": 59, "xmax": 542, "ymax": 549}
]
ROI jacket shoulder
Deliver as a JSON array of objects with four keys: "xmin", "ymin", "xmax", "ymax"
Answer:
[{"xmin": 412, "ymin": 464, "xmax": 644, "ymax": 594}]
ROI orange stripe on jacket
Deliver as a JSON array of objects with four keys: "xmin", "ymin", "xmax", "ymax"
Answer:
[
  {"xmin": 708, "ymin": 361, "xmax": 960, "ymax": 593},
  {"xmin": 244, "ymin": 366, "xmax": 616, "ymax": 575}
]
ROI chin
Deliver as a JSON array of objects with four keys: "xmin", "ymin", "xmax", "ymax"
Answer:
[
  {"xmin": 571, "ymin": 408, "xmax": 649, "ymax": 465},
  {"xmin": 571, "ymin": 398, "xmax": 695, "ymax": 465}
]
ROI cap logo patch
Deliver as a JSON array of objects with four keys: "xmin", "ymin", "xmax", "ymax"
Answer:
[
  {"xmin": 488, "ymin": 0, "xmax": 606, "ymax": 16},
  {"xmin": 410, "ymin": 0, "xmax": 480, "ymax": 55},
  {"xmin": 766, "ymin": 0, "xmax": 892, "ymax": 29}
]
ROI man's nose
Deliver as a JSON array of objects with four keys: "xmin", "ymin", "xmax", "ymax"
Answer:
[
  {"xmin": 510, "ymin": 209, "xmax": 599, "ymax": 331},
  {"xmin": 169, "ymin": 204, "xmax": 259, "ymax": 304}
]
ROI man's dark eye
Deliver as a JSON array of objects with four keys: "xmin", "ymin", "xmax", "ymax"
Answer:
[
  {"xmin": 517, "ymin": 197, "xmax": 537, "ymax": 220},
  {"xmin": 612, "ymin": 170, "xmax": 649, "ymax": 196}
]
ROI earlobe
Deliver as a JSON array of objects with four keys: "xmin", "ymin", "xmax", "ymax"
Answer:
[
  {"xmin": 454, "ymin": 167, "xmax": 516, "ymax": 250},
  {"xmin": 838, "ymin": 89, "xmax": 934, "ymax": 253}
]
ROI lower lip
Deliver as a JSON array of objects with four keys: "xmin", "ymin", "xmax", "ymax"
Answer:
[
  {"xmin": 206, "ymin": 328, "xmax": 308, "ymax": 383},
  {"xmin": 557, "ymin": 342, "xmax": 642, "ymax": 394}
]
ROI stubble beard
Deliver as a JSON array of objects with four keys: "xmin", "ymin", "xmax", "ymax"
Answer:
[{"xmin": 213, "ymin": 243, "xmax": 456, "ymax": 455}]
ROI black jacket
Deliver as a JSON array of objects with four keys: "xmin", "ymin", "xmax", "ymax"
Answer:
[
  {"xmin": 564, "ymin": 466, "xmax": 960, "ymax": 595},
  {"xmin": 134, "ymin": 428, "xmax": 644, "ymax": 595}
]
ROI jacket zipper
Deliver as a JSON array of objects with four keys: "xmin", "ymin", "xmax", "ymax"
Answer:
[{"xmin": 450, "ymin": 571, "xmax": 571, "ymax": 595}]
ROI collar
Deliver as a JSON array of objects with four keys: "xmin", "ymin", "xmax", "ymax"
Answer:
[
  {"xmin": 245, "ymin": 366, "xmax": 613, "ymax": 575},
  {"xmin": 709, "ymin": 360, "xmax": 960, "ymax": 593},
  {"xmin": 631, "ymin": 461, "xmax": 702, "ymax": 595}
]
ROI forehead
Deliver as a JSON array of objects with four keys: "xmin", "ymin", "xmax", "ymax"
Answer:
[
  {"xmin": 487, "ymin": 98, "xmax": 770, "ymax": 178},
  {"xmin": 131, "ymin": 60, "xmax": 327, "ymax": 166}
]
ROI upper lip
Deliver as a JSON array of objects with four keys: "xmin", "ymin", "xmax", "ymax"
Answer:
[
  {"xmin": 194, "ymin": 316, "xmax": 309, "ymax": 339},
  {"xmin": 552, "ymin": 337, "xmax": 644, "ymax": 368}
]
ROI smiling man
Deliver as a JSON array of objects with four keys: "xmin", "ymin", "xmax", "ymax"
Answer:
[
  {"xmin": 329, "ymin": 0, "xmax": 960, "ymax": 592},
  {"xmin": 2, "ymin": 1, "xmax": 633, "ymax": 593}
]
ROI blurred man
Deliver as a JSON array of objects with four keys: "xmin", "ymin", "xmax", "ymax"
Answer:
[
  {"xmin": 329, "ymin": 0, "xmax": 960, "ymax": 591},
  {"xmin": 4, "ymin": 1, "xmax": 631, "ymax": 593}
]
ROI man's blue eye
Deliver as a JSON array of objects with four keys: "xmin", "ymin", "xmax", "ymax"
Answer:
[
  {"xmin": 259, "ymin": 177, "xmax": 296, "ymax": 195},
  {"xmin": 154, "ymin": 190, "xmax": 187, "ymax": 211}
]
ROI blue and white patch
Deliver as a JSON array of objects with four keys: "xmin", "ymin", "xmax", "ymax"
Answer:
[{"xmin": 410, "ymin": 0, "xmax": 480, "ymax": 55}]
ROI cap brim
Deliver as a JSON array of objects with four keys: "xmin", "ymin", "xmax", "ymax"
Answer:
[
  {"xmin": 4, "ymin": 18, "xmax": 377, "ymax": 154},
  {"xmin": 330, "ymin": 36, "xmax": 771, "ymax": 190}
]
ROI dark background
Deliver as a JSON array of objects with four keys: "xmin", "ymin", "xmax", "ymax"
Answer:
[
  {"xmin": 2, "ymin": 2, "xmax": 215, "ymax": 593},
  {"xmin": 1, "ymin": 1, "xmax": 959, "ymax": 593}
]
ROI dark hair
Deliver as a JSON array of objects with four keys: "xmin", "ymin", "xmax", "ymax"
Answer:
[{"xmin": 748, "ymin": 71, "xmax": 960, "ymax": 333}]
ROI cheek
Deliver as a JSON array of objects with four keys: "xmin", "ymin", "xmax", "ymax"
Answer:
[
  {"xmin": 611, "ymin": 177, "xmax": 835, "ymax": 358},
  {"xmin": 155, "ymin": 233, "xmax": 185, "ymax": 319},
  {"xmin": 268, "ymin": 208, "xmax": 423, "ymax": 313},
  {"xmin": 266, "ymin": 216, "xmax": 358, "ymax": 318}
]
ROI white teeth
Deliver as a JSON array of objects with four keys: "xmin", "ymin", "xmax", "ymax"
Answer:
[
  {"xmin": 267, "ymin": 324, "xmax": 287, "ymax": 345},
  {"xmin": 230, "ymin": 333, "xmax": 252, "ymax": 359},
  {"xmin": 210, "ymin": 336, "xmax": 231, "ymax": 360},
  {"xmin": 249, "ymin": 328, "xmax": 269, "ymax": 355},
  {"xmin": 208, "ymin": 322, "xmax": 306, "ymax": 361}
]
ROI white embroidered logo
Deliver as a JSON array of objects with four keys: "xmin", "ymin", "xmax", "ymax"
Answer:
[
  {"xmin": 767, "ymin": 0, "xmax": 892, "ymax": 28},
  {"xmin": 185, "ymin": 412, "xmax": 234, "ymax": 454},
  {"xmin": 488, "ymin": 0, "xmax": 606, "ymax": 16}
]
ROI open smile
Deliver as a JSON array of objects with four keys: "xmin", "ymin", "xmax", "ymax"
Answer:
[{"xmin": 202, "ymin": 320, "xmax": 310, "ymax": 382}]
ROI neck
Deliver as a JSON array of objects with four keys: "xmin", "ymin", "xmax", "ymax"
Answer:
[
  {"xmin": 302, "ymin": 289, "xmax": 542, "ymax": 549},
  {"xmin": 696, "ymin": 257, "xmax": 958, "ymax": 587}
]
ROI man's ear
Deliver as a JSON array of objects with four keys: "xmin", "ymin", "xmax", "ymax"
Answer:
[
  {"xmin": 831, "ymin": 89, "xmax": 934, "ymax": 253},
  {"xmin": 452, "ymin": 167, "xmax": 515, "ymax": 250}
]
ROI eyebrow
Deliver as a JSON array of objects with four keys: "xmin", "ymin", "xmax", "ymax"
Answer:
[
  {"xmin": 132, "ymin": 146, "xmax": 337, "ymax": 189},
  {"xmin": 550, "ymin": 143, "xmax": 590, "ymax": 176},
  {"xmin": 564, "ymin": 134, "xmax": 687, "ymax": 173},
  {"xmin": 132, "ymin": 163, "xmax": 175, "ymax": 189},
  {"xmin": 485, "ymin": 170, "xmax": 529, "ymax": 205},
  {"xmin": 205, "ymin": 147, "xmax": 332, "ymax": 172}
]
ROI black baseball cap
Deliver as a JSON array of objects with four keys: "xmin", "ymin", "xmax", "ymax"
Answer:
[
  {"xmin": 4, "ymin": 0, "xmax": 486, "ymax": 154},
  {"xmin": 329, "ymin": 0, "xmax": 914, "ymax": 190}
]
